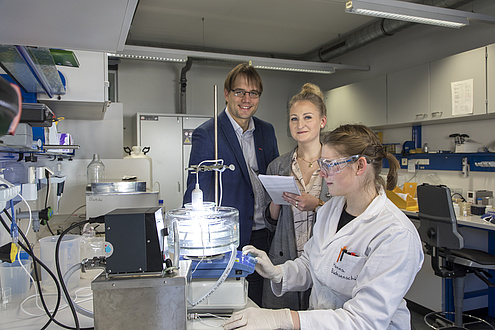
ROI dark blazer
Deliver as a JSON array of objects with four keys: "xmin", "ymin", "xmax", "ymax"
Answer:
[{"xmin": 183, "ymin": 109, "xmax": 279, "ymax": 247}]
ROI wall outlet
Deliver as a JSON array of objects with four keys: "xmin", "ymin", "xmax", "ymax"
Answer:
[
  {"xmin": 402, "ymin": 158, "xmax": 408, "ymax": 166},
  {"xmin": 417, "ymin": 159, "xmax": 430, "ymax": 165}
]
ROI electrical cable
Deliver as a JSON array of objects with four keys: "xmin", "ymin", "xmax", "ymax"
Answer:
[
  {"xmin": 18, "ymin": 193, "xmax": 32, "ymax": 237},
  {"xmin": 45, "ymin": 172, "xmax": 50, "ymax": 208},
  {"xmin": 451, "ymin": 192, "xmax": 467, "ymax": 202},
  {"xmin": 46, "ymin": 220, "xmax": 55, "ymax": 235},
  {"xmin": 55, "ymin": 219, "xmax": 91, "ymax": 330}
]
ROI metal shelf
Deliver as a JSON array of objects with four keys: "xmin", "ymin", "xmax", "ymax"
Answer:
[{"xmin": 384, "ymin": 152, "xmax": 495, "ymax": 172}]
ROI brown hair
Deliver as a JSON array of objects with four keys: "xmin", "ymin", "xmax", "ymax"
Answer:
[
  {"xmin": 224, "ymin": 63, "xmax": 263, "ymax": 95},
  {"xmin": 321, "ymin": 124, "xmax": 399, "ymax": 192},
  {"xmin": 288, "ymin": 83, "xmax": 326, "ymax": 119}
]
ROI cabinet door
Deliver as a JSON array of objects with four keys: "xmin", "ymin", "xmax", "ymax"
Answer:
[
  {"xmin": 430, "ymin": 47, "xmax": 486, "ymax": 120},
  {"xmin": 325, "ymin": 75, "xmax": 387, "ymax": 130},
  {"xmin": 38, "ymin": 50, "xmax": 108, "ymax": 103},
  {"xmin": 182, "ymin": 116, "xmax": 211, "ymax": 196},
  {"xmin": 388, "ymin": 64, "xmax": 430, "ymax": 125},
  {"xmin": 140, "ymin": 115, "xmax": 183, "ymax": 212},
  {"xmin": 488, "ymin": 44, "xmax": 495, "ymax": 114},
  {"xmin": 38, "ymin": 50, "xmax": 109, "ymax": 119}
]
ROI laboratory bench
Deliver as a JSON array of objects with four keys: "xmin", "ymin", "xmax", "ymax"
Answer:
[
  {"xmin": 0, "ymin": 272, "xmax": 254, "ymax": 329},
  {"xmin": 405, "ymin": 210, "xmax": 495, "ymax": 318}
]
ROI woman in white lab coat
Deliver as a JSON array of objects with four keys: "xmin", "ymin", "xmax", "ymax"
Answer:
[{"xmin": 223, "ymin": 124, "xmax": 424, "ymax": 330}]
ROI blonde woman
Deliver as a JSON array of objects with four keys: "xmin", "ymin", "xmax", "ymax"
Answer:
[{"xmin": 262, "ymin": 83, "xmax": 330, "ymax": 310}]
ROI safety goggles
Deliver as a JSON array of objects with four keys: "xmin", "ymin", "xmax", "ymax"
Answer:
[{"xmin": 317, "ymin": 155, "xmax": 360, "ymax": 176}]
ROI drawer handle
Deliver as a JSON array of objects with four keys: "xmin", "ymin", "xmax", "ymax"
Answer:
[{"xmin": 431, "ymin": 111, "xmax": 443, "ymax": 117}]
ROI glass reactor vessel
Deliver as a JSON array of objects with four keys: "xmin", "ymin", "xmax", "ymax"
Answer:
[{"xmin": 165, "ymin": 202, "xmax": 239, "ymax": 257}]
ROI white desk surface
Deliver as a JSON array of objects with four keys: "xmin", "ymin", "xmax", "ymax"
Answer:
[
  {"xmin": 0, "ymin": 274, "xmax": 254, "ymax": 330},
  {"xmin": 404, "ymin": 210, "xmax": 495, "ymax": 231}
]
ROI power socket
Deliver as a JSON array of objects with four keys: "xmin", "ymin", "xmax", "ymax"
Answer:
[
  {"xmin": 401, "ymin": 158, "xmax": 408, "ymax": 166},
  {"xmin": 417, "ymin": 159, "xmax": 430, "ymax": 165}
]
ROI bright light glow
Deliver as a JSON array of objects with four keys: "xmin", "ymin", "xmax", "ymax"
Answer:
[
  {"xmin": 352, "ymin": 8, "xmax": 466, "ymax": 28},
  {"xmin": 345, "ymin": 0, "xmax": 472, "ymax": 28},
  {"xmin": 111, "ymin": 45, "xmax": 370, "ymax": 74},
  {"xmin": 166, "ymin": 203, "xmax": 239, "ymax": 257},
  {"xmin": 107, "ymin": 52, "xmax": 186, "ymax": 63}
]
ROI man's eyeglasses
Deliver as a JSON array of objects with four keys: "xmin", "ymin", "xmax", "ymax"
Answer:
[
  {"xmin": 317, "ymin": 155, "xmax": 360, "ymax": 176},
  {"xmin": 231, "ymin": 89, "xmax": 261, "ymax": 99}
]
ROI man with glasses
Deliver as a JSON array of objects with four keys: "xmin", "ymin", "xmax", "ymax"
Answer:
[{"xmin": 183, "ymin": 63, "xmax": 279, "ymax": 306}]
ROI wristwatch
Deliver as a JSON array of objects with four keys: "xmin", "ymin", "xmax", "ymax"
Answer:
[{"xmin": 313, "ymin": 199, "xmax": 325, "ymax": 212}]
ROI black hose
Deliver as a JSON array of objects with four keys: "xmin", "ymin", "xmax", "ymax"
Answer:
[
  {"xmin": 0, "ymin": 211, "xmax": 64, "ymax": 329},
  {"xmin": 55, "ymin": 220, "xmax": 90, "ymax": 330},
  {"xmin": 1, "ymin": 210, "xmax": 93, "ymax": 330}
]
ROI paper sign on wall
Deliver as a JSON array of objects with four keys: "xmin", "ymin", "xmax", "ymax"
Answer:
[{"xmin": 451, "ymin": 78, "xmax": 473, "ymax": 116}]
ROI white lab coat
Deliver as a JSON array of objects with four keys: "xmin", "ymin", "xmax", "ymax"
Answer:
[{"xmin": 271, "ymin": 189, "xmax": 424, "ymax": 329}]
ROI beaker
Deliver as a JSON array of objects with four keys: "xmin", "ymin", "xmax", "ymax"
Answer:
[{"xmin": 39, "ymin": 235, "xmax": 81, "ymax": 291}]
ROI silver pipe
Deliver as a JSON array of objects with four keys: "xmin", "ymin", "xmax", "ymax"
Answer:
[
  {"xmin": 173, "ymin": 220, "xmax": 180, "ymax": 268},
  {"xmin": 214, "ymin": 85, "xmax": 218, "ymax": 206}
]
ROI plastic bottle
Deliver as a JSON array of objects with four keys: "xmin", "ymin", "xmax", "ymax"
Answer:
[
  {"xmin": 87, "ymin": 153, "xmax": 105, "ymax": 185},
  {"xmin": 124, "ymin": 146, "xmax": 153, "ymax": 190}
]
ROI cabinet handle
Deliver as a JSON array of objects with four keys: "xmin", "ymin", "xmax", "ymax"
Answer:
[
  {"xmin": 431, "ymin": 111, "xmax": 443, "ymax": 118},
  {"xmin": 415, "ymin": 113, "xmax": 427, "ymax": 120},
  {"xmin": 178, "ymin": 182, "xmax": 181, "ymax": 193}
]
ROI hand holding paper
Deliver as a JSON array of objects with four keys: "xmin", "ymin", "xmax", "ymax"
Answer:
[{"xmin": 259, "ymin": 175, "xmax": 301, "ymax": 206}]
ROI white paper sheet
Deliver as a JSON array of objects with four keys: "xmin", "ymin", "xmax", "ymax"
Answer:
[
  {"xmin": 451, "ymin": 78, "xmax": 473, "ymax": 116},
  {"xmin": 259, "ymin": 174, "xmax": 301, "ymax": 205}
]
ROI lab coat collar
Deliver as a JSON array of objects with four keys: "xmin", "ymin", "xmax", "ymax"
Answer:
[{"xmin": 331, "ymin": 188, "xmax": 386, "ymax": 238}]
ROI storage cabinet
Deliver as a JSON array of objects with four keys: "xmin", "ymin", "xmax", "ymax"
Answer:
[
  {"xmin": 136, "ymin": 114, "xmax": 211, "ymax": 212},
  {"xmin": 387, "ymin": 64, "xmax": 430, "ymax": 125},
  {"xmin": 325, "ymin": 75, "xmax": 387, "ymax": 130},
  {"xmin": 38, "ymin": 50, "xmax": 109, "ymax": 120},
  {"xmin": 488, "ymin": 44, "xmax": 495, "ymax": 114},
  {"xmin": 429, "ymin": 47, "xmax": 486, "ymax": 120}
]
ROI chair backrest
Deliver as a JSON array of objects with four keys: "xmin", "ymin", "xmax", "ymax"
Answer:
[{"xmin": 417, "ymin": 183, "xmax": 464, "ymax": 250}]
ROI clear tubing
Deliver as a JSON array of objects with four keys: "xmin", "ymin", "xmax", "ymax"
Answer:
[
  {"xmin": 62, "ymin": 263, "xmax": 94, "ymax": 319},
  {"xmin": 188, "ymin": 243, "xmax": 236, "ymax": 307}
]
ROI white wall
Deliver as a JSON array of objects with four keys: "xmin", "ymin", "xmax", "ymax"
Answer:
[{"xmin": 116, "ymin": 59, "xmax": 320, "ymax": 155}]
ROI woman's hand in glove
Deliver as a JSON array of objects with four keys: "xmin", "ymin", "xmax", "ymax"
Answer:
[
  {"xmin": 223, "ymin": 307, "xmax": 294, "ymax": 330},
  {"xmin": 242, "ymin": 245, "xmax": 283, "ymax": 283}
]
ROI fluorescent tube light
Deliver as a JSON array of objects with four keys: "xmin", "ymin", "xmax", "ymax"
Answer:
[
  {"xmin": 113, "ymin": 46, "xmax": 370, "ymax": 74},
  {"xmin": 345, "ymin": 0, "xmax": 482, "ymax": 28},
  {"xmin": 109, "ymin": 46, "xmax": 187, "ymax": 63}
]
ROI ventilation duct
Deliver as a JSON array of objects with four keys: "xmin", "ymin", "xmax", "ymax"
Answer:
[{"xmin": 304, "ymin": 0, "xmax": 474, "ymax": 62}]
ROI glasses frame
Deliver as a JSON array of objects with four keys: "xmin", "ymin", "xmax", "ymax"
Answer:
[
  {"xmin": 230, "ymin": 89, "xmax": 261, "ymax": 99},
  {"xmin": 317, "ymin": 154, "xmax": 360, "ymax": 176}
]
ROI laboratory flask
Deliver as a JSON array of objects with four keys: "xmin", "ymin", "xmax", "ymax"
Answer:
[
  {"xmin": 87, "ymin": 153, "xmax": 105, "ymax": 184},
  {"xmin": 166, "ymin": 202, "xmax": 239, "ymax": 257}
]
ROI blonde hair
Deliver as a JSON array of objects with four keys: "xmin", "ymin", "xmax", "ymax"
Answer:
[
  {"xmin": 288, "ymin": 83, "xmax": 326, "ymax": 118},
  {"xmin": 321, "ymin": 124, "xmax": 400, "ymax": 192}
]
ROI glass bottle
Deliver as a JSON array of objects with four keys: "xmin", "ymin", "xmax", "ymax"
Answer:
[{"xmin": 87, "ymin": 153, "xmax": 105, "ymax": 185}]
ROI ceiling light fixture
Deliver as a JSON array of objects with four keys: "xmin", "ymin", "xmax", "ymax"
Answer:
[
  {"xmin": 113, "ymin": 45, "xmax": 369, "ymax": 74},
  {"xmin": 345, "ymin": 0, "xmax": 495, "ymax": 28}
]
